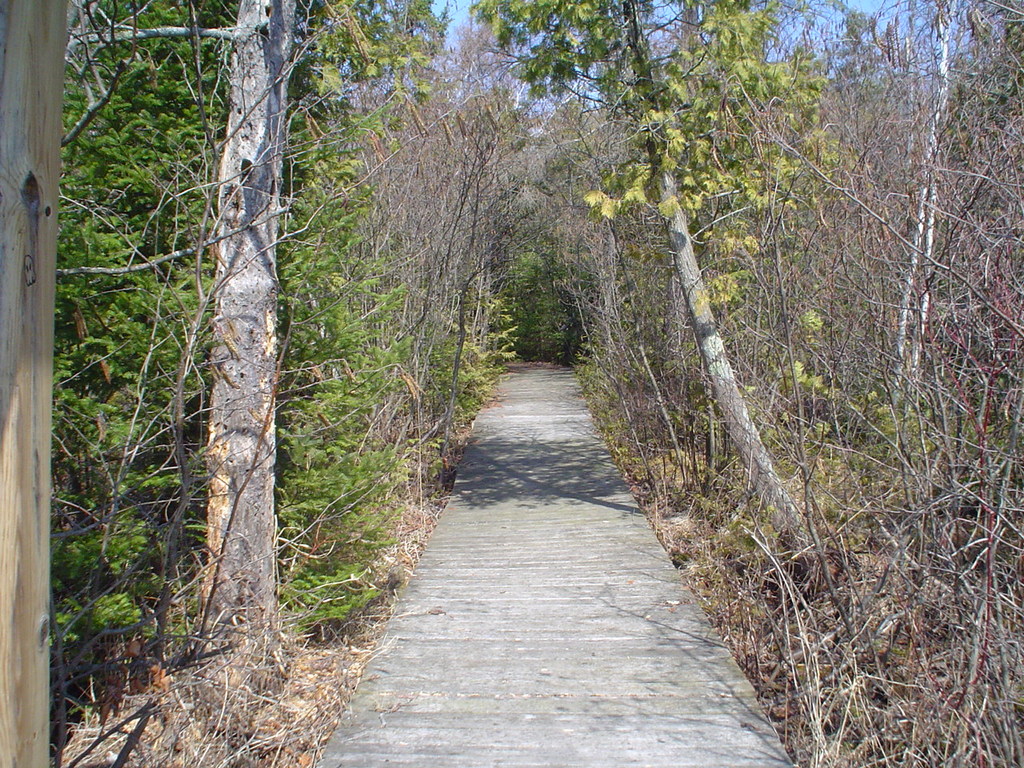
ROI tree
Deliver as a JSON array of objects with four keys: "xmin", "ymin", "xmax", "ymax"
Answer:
[
  {"xmin": 204, "ymin": 0, "xmax": 296, "ymax": 634},
  {"xmin": 52, "ymin": 1, "xmax": 466, "ymax": 761},
  {"xmin": 892, "ymin": 1, "xmax": 954, "ymax": 387},
  {"xmin": 0, "ymin": 2, "xmax": 67, "ymax": 766},
  {"xmin": 477, "ymin": 0, "xmax": 817, "ymax": 533}
]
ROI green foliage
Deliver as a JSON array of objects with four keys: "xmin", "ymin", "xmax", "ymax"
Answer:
[
  {"xmin": 276, "ymin": 106, "xmax": 408, "ymax": 629},
  {"xmin": 275, "ymin": 0, "xmax": 453, "ymax": 628},
  {"xmin": 479, "ymin": 0, "xmax": 823, "ymax": 230},
  {"xmin": 281, "ymin": 562, "xmax": 381, "ymax": 628},
  {"xmin": 798, "ymin": 308, "xmax": 824, "ymax": 335},
  {"xmin": 422, "ymin": 329, "xmax": 506, "ymax": 420},
  {"xmin": 53, "ymin": 510, "xmax": 157, "ymax": 646},
  {"xmin": 476, "ymin": 0, "xmax": 640, "ymax": 98},
  {"xmin": 706, "ymin": 268, "xmax": 752, "ymax": 308},
  {"xmin": 780, "ymin": 358, "xmax": 826, "ymax": 395},
  {"xmin": 52, "ymin": 0, "xmax": 455, "ymax": 655},
  {"xmin": 457, "ymin": 339, "xmax": 511, "ymax": 413},
  {"xmin": 300, "ymin": 0, "xmax": 444, "ymax": 106},
  {"xmin": 498, "ymin": 250, "xmax": 585, "ymax": 363},
  {"xmin": 53, "ymin": 0, "xmax": 230, "ymax": 721}
]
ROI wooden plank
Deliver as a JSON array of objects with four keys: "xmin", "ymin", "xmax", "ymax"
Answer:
[
  {"xmin": 320, "ymin": 369, "xmax": 791, "ymax": 767},
  {"xmin": 0, "ymin": 2, "xmax": 67, "ymax": 766}
]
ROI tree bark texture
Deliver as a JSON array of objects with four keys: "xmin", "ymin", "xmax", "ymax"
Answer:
[
  {"xmin": 0, "ymin": 2, "xmax": 66, "ymax": 765},
  {"xmin": 205, "ymin": 0, "xmax": 294, "ymax": 631},
  {"xmin": 660, "ymin": 172, "xmax": 801, "ymax": 534}
]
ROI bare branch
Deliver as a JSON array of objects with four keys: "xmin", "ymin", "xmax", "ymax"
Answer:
[
  {"xmin": 67, "ymin": 25, "xmax": 243, "ymax": 54},
  {"xmin": 56, "ymin": 209, "xmax": 289, "ymax": 278},
  {"xmin": 62, "ymin": 60, "xmax": 128, "ymax": 146}
]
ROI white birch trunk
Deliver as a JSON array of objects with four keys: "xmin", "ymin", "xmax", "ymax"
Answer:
[
  {"xmin": 895, "ymin": 5, "xmax": 951, "ymax": 385},
  {"xmin": 0, "ymin": 2, "xmax": 66, "ymax": 765},
  {"xmin": 660, "ymin": 172, "xmax": 801, "ymax": 534},
  {"xmin": 205, "ymin": 0, "xmax": 294, "ymax": 632}
]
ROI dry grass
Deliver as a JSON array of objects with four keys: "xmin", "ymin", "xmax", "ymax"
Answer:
[{"xmin": 605, "ymin": 446, "xmax": 1023, "ymax": 768}]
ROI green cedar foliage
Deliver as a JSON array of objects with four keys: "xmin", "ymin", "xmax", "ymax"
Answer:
[
  {"xmin": 476, "ymin": 0, "xmax": 822, "ymax": 229},
  {"xmin": 304, "ymin": 0, "xmax": 443, "ymax": 104},
  {"xmin": 498, "ymin": 250, "xmax": 585, "ymax": 364}
]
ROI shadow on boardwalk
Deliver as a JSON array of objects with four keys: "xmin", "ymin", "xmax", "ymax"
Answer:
[{"xmin": 456, "ymin": 439, "xmax": 641, "ymax": 516}]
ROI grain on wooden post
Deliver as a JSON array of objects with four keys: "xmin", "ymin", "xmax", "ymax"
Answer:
[{"xmin": 0, "ymin": 2, "xmax": 67, "ymax": 766}]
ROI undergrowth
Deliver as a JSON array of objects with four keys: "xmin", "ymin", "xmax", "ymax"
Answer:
[{"xmin": 577, "ymin": 362, "xmax": 1024, "ymax": 768}]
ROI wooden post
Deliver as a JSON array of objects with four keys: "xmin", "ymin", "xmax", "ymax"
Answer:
[{"xmin": 0, "ymin": 2, "xmax": 67, "ymax": 766}]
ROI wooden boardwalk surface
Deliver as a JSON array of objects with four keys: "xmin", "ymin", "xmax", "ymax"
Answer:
[{"xmin": 319, "ymin": 368, "xmax": 791, "ymax": 767}]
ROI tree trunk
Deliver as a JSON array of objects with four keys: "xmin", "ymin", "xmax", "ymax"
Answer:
[
  {"xmin": 617, "ymin": 0, "xmax": 800, "ymax": 533},
  {"xmin": 204, "ymin": 0, "xmax": 294, "ymax": 634},
  {"xmin": 0, "ymin": 2, "xmax": 66, "ymax": 765},
  {"xmin": 895, "ymin": 5, "xmax": 951, "ymax": 386},
  {"xmin": 659, "ymin": 172, "xmax": 801, "ymax": 534}
]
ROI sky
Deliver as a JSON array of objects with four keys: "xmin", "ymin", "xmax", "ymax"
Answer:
[{"xmin": 432, "ymin": 0, "xmax": 473, "ymax": 31}]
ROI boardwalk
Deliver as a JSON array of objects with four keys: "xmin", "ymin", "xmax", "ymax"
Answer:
[{"xmin": 320, "ymin": 368, "xmax": 791, "ymax": 767}]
